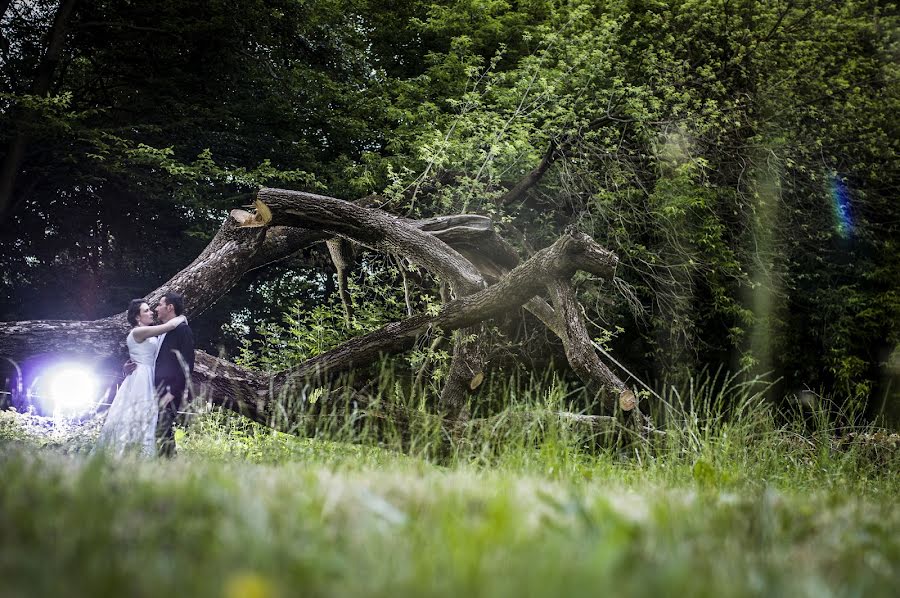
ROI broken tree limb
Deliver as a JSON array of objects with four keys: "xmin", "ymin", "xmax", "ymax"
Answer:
[
  {"xmin": 548, "ymin": 280, "xmax": 636, "ymax": 413},
  {"xmin": 137, "ymin": 227, "xmax": 621, "ymax": 420},
  {"xmin": 270, "ymin": 229, "xmax": 618, "ymax": 392},
  {"xmin": 439, "ymin": 323, "xmax": 488, "ymax": 419},
  {"xmin": 256, "ymin": 188, "xmax": 487, "ymax": 297},
  {"xmin": 435, "ymin": 242, "xmax": 636, "ymax": 414},
  {"xmin": 416, "ymin": 215, "xmax": 520, "ymax": 283},
  {"xmin": 0, "ymin": 201, "xmax": 519, "ymax": 371},
  {"xmin": 422, "ymin": 217, "xmax": 636, "ymax": 415},
  {"xmin": 0, "ymin": 180, "xmax": 630, "ymax": 429},
  {"xmin": 160, "ymin": 192, "xmax": 506, "ymax": 322},
  {"xmin": 175, "ymin": 229, "xmax": 625, "ymax": 425},
  {"xmin": 326, "ymin": 237, "xmax": 355, "ymax": 325}
]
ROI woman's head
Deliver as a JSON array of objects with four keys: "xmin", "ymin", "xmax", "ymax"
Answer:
[{"xmin": 126, "ymin": 300, "xmax": 153, "ymax": 327}]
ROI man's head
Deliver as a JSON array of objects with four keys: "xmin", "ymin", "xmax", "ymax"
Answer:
[{"xmin": 155, "ymin": 291, "xmax": 185, "ymax": 323}]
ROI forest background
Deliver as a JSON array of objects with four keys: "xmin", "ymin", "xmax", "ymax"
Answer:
[{"xmin": 1, "ymin": 0, "xmax": 898, "ymax": 419}]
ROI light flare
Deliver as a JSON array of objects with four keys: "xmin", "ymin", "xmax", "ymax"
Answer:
[
  {"xmin": 829, "ymin": 173, "xmax": 854, "ymax": 238},
  {"xmin": 29, "ymin": 363, "xmax": 101, "ymax": 414}
]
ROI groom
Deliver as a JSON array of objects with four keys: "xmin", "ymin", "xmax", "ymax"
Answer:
[{"xmin": 152, "ymin": 291, "xmax": 195, "ymax": 457}]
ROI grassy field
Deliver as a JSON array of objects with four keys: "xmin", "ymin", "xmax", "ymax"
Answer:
[{"xmin": 1, "ymin": 377, "xmax": 898, "ymax": 598}]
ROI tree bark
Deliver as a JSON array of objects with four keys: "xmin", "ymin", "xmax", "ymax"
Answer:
[
  {"xmin": 269, "ymin": 229, "xmax": 617, "ymax": 390},
  {"xmin": 201, "ymin": 228, "xmax": 622, "ymax": 426},
  {"xmin": 258, "ymin": 188, "xmax": 486, "ymax": 296},
  {"xmin": 148, "ymin": 203, "xmax": 514, "ymax": 321},
  {"xmin": 548, "ymin": 280, "xmax": 635, "ymax": 413},
  {"xmin": 421, "ymin": 217, "xmax": 637, "ymax": 414}
]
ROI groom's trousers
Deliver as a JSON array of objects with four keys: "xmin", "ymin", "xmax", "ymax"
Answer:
[{"xmin": 156, "ymin": 394, "xmax": 179, "ymax": 458}]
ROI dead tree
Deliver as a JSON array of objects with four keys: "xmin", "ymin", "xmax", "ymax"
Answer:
[{"xmin": 0, "ymin": 188, "xmax": 637, "ymax": 433}]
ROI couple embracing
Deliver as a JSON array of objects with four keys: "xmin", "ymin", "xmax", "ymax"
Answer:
[{"xmin": 96, "ymin": 291, "xmax": 195, "ymax": 458}]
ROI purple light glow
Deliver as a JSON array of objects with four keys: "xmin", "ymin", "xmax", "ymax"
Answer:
[{"xmin": 829, "ymin": 173, "xmax": 854, "ymax": 238}]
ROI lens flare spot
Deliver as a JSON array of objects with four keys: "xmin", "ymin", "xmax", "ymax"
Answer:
[
  {"xmin": 31, "ymin": 364, "xmax": 101, "ymax": 414},
  {"xmin": 829, "ymin": 173, "xmax": 853, "ymax": 238}
]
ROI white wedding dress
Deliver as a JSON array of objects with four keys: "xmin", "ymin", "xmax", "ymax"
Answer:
[{"xmin": 95, "ymin": 331, "xmax": 160, "ymax": 457}]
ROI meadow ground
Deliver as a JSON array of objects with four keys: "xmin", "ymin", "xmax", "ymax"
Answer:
[{"xmin": 1, "ymin": 378, "xmax": 898, "ymax": 598}]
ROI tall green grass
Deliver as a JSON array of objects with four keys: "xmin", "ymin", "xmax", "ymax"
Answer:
[{"xmin": 1, "ymin": 370, "xmax": 897, "ymax": 597}]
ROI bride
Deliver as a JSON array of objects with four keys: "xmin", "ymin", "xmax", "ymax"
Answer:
[{"xmin": 95, "ymin": 299, "xmax": 186, "ymax": 457}]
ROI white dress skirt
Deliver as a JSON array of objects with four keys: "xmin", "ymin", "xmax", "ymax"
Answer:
[{"xmin": 95, "ymin": 331, "xmax": 159, "ymax": 457}]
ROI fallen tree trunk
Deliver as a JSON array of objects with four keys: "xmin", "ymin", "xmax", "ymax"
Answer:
[
  {"xmin": 1, "ymin": 189, "xmax": 636, "ymax": 431},
  {"xmin": 186, "ymin": 227, "xmax": 621, "ymax": 420},
  {"xmin": 0, "ymin": 208, "xmax": 510, "ymax": 358}
]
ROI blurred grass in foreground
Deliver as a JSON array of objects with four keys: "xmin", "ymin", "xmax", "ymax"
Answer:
[{"xmin": 1, "ymin": 372, "xmax": 898, "ymax": 598}]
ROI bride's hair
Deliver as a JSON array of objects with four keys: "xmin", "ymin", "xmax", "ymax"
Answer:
[{"xmin": 126, "ymin": 299, "xmax": 145, "ymax": 326}]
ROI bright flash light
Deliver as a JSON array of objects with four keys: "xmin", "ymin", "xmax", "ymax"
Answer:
[{"xmin": 32, "ymin": 364, "xmax": 101, "ymax": 413}]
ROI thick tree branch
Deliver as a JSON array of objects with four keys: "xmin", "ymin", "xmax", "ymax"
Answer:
[
  {"xmin": 271, "ymin": 230, "xmax": 617, "ymax": 391},
  {"xmin": 257, "ymin": 188, "xmax": 486, "ymax": 296},
  {"xmin": 142, "ymin": 230, "xmax": 621, "ymax": 424},
  {"xmin": 548, "ymin": 280, "xmax": 635, "ymax": 413},
  {"xmin": 121, "ymin": 228, "xmax": 620, "ymax": 421}
]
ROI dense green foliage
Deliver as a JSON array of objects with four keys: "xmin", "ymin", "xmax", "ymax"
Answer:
[{"xmin": 1, "ymin": 1, "xmax": 898, "ymax": 412}]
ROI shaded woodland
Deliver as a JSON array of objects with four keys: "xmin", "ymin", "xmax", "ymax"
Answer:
[{"xmin": 1, "ymin": 0, "xmax": 898, "ymax": 422}]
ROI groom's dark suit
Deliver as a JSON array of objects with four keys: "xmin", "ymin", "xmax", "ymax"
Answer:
[{"xmin": 154, "ymin": 320, "xmax": 194, "ymax": 457}]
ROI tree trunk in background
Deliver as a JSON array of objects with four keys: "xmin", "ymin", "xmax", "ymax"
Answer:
[{"xmin": 0, "ymin": 0, "xmax": 80, "ymax": 222}]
